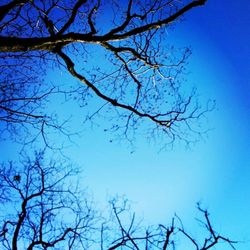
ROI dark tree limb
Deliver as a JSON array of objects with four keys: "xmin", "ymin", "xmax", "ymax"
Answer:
[
  {"xmin": 0, "ymin": 0, "xmax": 211, "ymax": 146},
  {"xmin": 0, "ymin": 0, "xmax": 207, "ymax": 53}
]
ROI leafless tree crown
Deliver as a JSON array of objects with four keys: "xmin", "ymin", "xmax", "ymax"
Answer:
[
  {"xmin": 0, "ymin": 0, "xmax": 213, "ymax": 147},
  {"xmin": 0, "ymin": 152, "xmax": 97, "ymax": 250},
  {"xmin": 0, "ymin": 154, "xmax": 237, "ymax": 250}
]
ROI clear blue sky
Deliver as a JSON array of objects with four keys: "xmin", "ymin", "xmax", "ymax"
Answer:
[{"xmin": 1, "ymin": 0, "xmax": 249, "ymax": 249}]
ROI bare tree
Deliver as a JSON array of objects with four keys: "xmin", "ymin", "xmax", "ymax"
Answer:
[
  {"xmin": 0, "ymin": 152, "xmax": 97, "ymax": 250},
  {"xmin": 102, "ymin": 198, "xmax": 237, "ymax": 250},
  {"xmin": 0, "ymin": 0, "xmax": 213, "ymax": 147},
  {"xmin": 0, "ymin": 154, "xmax": 237, "ymax": 250}
]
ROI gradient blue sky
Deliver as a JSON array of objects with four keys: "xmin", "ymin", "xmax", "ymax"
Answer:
[
  {"xmin": 68, "ymin": 1, "xmax": 249, "ymax": 248},
  {"xmin": 1, "ymin": 0, "xmax": 249, "ymax": 249}
]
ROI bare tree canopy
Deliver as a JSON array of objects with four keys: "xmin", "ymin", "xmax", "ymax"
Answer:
[
  {"xmin": 0, "ymin": 152, "xmax": 97, "ymax": 250},
  {"xmin": 0, "ymin": 153, "xmax": 236, "ymax": 250},
  {"xmin": 0, "ymin": 0, "xmax": 212, "ymax": 147}
]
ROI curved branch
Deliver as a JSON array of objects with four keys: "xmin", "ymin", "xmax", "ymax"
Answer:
[
  {"xmin": 0, "ymin": 0, "xmax": 207, "ymax": 52},
  {"xmin": 55, "ymin": 48, "xmax": 175, "ymax": 127},
  {"xmin": 0, "ymin": 0, "xmax": 29, "ymax": 22},
  {"xmin": 58, "ymin": 0, "xmax": 87, "ymax": 35}
]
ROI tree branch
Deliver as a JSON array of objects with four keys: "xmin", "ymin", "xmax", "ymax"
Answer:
[{"xmin": 0, "ymin": 0, "xmax": 207, "ymax": 52}]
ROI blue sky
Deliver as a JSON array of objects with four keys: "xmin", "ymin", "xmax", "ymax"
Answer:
[
  {"xmin": 66, "ymin": 0, "xmax": 249, "ymax": 248},
  {"xmin": 1, "ymin": 0, "xmax": 249, "ymax": 249}
]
